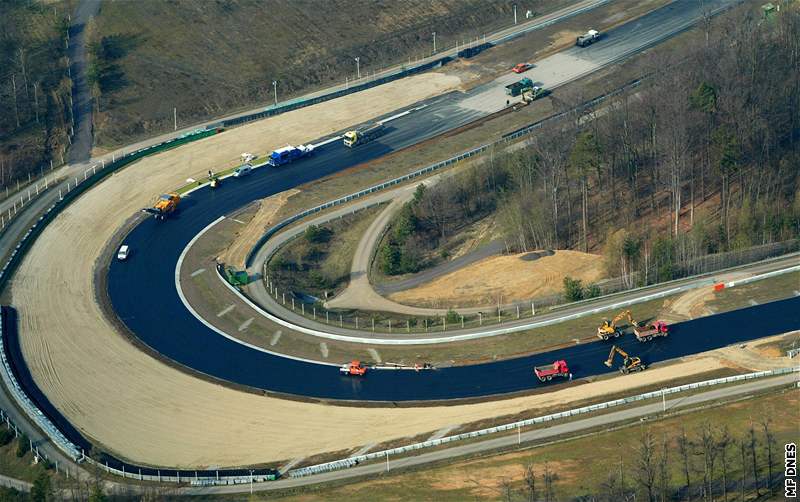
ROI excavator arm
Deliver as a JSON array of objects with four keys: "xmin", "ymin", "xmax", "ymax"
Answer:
[{"xmin": 604, "ymin": 345, "xmax": 629, "ymax": 367}]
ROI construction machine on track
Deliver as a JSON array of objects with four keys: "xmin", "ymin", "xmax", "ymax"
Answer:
[
  {"xmin": 604, "ymin": 345, "xmax": 646, "ymax": 374},
  {"xmin": 597, "ymin": 310, "xmax": 638, "ymax": 340},
  {"xmin": 142, "ymin": 193, "xmax": 180, "ymax": 220}
]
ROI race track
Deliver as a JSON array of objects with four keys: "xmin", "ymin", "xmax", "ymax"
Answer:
[{"xmin": 98, "ymin": 0, "xmax": 800, "ymax": 403}]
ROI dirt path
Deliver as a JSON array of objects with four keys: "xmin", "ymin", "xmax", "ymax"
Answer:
[{"xmin": 324, "ymin": 176, "xmax": 457, "ymax": 315}]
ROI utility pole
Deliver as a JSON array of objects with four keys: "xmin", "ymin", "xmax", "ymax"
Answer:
[
  {"xmin": 432, "ymin": 31, "xmax": 436, "ymax": 54},
  {"xmin": 272, "ymin": 80, "xmax": 278, "ymax": 106},
  {"xmin": 354, "ymin": 57, "xmax": 361, "ymax": 79}
]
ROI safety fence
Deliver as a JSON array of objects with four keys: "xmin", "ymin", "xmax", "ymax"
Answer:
[
  {"xmin": 0, "ymin": 307, "xmax": 82, "ymax": 461},
  {"xmin": 0, "ymin": 127, "xmax": 220, "ymax": 293},
  {"xmin": 245, "ymin": 76, "xmax": 646, "ymax": 268},
  {"xmin": 218, "ymin": 0, "xmax": 615, "ymax": 130},
  {"xmin": 289, "ymin": 366, "xmax": 800, "ymax": 478},
  {"xmin": 221, "ymin": 58, "xmax": 452, "ymax": 129}
]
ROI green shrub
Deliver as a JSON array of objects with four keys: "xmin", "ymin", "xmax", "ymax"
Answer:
[
  {"xmin": 0, "ymin": 427, "xmax": 13, "ymax": 446},
  {"xmin": 16, "ymin": 434, "xmax": 29, "ymax": 458},
  {"xmin": 563, "ymin": 276, "xmax": 584, "ymax": 302}
]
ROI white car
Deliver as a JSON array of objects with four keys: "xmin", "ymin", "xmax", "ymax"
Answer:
[
  {"xmin": 233, "ymin": 164, "xmax": 253, "ymax": 178},
  {"xmin": 117, "ymin": 245, "xmax": 130, "ymax": 261}
]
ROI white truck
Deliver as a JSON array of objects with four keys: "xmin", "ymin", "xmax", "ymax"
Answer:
[{"xmin": 576, "ymin": 29, "xmax": 600, "ymax": 47}]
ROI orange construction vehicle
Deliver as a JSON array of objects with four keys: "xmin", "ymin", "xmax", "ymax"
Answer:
[
  {"xmin": 597, "ymin": 310, "xmax": 638, "ymax": 340},
  {"xmin": 143, "ymin": 193, "xmax": 180, "ymax": 220},
  {"xmin": 339, "ymin": 360, "xmax": 367, "ymax": 376}
]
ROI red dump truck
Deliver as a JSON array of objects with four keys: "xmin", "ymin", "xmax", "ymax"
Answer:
[
  {"xmin": 534, "ymin": 360, "xmax": 571, "ymax": 382},
  {"xmin": 633, "ymin": 321, "xmax": 669, "ymax": 342}
]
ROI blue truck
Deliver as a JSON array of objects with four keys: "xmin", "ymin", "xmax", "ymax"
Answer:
[{"xmin": 267, "ymin": 144, "xmax": 315, "ymax": 167}]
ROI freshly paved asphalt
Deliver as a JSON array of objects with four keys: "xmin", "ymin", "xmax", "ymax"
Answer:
[{"xmin": 103, "ymin": 0, "xmax": 795, "ymax": 403}]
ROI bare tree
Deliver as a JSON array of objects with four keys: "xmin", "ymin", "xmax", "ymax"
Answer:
[
  {"xmin": 524, "ymin": 463, "xmax": 537, "ymax": 502},
  {"xmin": 696, "ymin": 423, "xmax": 718, "ymax": 502},
  {"xmin": 636, "ymin": 430, "xmax": 658, "ymax": 502},
  {"xmin": 658, "ymin": 433, "xmax": 671, "ymax": 502},
  {"xmin": 748, "ymin": 421, "xmax": 760, "ymax": 497},
  {"xmin": 678, "ymin": 427, "xmax": 693, "ymax": 501},
  {"xmin": 739, "ymin": 438, "xmax": 748, "ymax": 502},
  {"xmin": 717, "ymin": 426, "xmax": 732, "ymax": 502},
  {"xmin": 543, "ymin": 461, "xmax": 557, "ymax": 502},
  {"xmin": 761, "ymin": 418, "xmax": 776, "ymax": 496}
]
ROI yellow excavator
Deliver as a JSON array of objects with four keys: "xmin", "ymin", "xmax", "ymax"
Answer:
[
  {"xmin": 597, "ymin": 310, "xmax": 638, "ymax": 340},
  {"xmin": 604, "ymin": 345, "xmax": 646, "ymax": 374}
]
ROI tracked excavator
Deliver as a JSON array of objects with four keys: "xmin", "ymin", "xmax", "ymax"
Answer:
[
  {"xmin": 597, "ymin": 310, "xmax": 638, "ymax": 340},
  {"xmin": 604, "ymin": 345, "xmax": 646, "ymax": 374}
]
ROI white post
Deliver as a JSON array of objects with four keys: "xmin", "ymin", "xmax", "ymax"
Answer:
[
  {"xmin": 662, "ymin": 389, "xmax": 666, "ymax": 412},
  {"xmin": 518, "ymin": 424, "xmax": 521, "ymax": 445},
  {"xmin": 272, "ymin": 81, "xmax": 277, "ymax": 106},
  {"xmin": 355, "ymin": 57, "xmax": 360, "ymax": 79},
  {"xmin": 173, "ymin": 107, "xmax": 177, "ymax": 131},
  {"xmin": 532, "ymin": 302, "xmax": 536, "ymax": 316},
  {"xmin": 432, "ymin": 31, "xmax": 436, "ymax": 54},
  {"xmin": 514, "ymin": 4, "xmax": 518, "ymax": 24},
  {"xmin": 385, "ymin": 451, "xmax": 389, "ymax": 472}
]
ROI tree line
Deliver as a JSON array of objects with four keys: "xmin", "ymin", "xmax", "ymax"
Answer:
[
  {"xmin": 0, "ymin": 1, "xmax": 72, "ymax": 187},
  {"xmin": 386, "ymin": 6, "xmax": 800, "ymax": 285},
  {"xmin": 496, "ymin": 419, "xmax": 785, "ymax": 502}
]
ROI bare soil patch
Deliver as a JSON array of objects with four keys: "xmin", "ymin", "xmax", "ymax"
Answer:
[
  {"xmin": 389, "ymin": 249, "xmax": 605, "ymax": 308},
  {"xmin": 220, "ymin": 189, "xmax": 299, "ymax": 268}
]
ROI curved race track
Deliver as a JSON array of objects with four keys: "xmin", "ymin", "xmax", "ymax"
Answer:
[{"xmin": 106, "ymin": 0, "xmax": 800, "ymax": 403}]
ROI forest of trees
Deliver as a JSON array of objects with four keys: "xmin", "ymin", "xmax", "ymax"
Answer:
[
  {"xmin": 0, "ymin": 1, "xmax": 72, "ymax": 188},
  {"xmin": 384, "ymin": 7, "xmax": 800, "ymax": 285}
]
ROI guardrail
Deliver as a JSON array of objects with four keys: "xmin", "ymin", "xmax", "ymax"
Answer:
[
  {"xmin": 0, "ymin": 307, "xmax": 82, "ymax": 461},
  {"xmin": 288, "ymin": 366, "xmax": 800, "ymax": 478},
  {"xmin": 245, "ymin": 77, "xmax": 645, "ymax": 268}
]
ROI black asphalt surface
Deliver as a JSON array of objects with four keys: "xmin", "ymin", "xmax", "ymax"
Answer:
[{"xmin": 104, "ymin": 0, "xmax": 797, "ymax": 403}]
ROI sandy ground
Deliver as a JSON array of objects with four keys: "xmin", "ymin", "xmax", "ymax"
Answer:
[
  {"xmin": 712, "ymin": 332, "xmax": 799, "ymax": 372},
  {"xmin": 220, "ymin": 189, "xmax": 299, "ymax": 268},
  {"xmin": 389, "ymin": 250, "xmax": 605, "ymax": 308}
]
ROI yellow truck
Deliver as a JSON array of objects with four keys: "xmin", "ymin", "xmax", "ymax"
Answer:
[{"xmin": 142, "ymin": 193, "xmax": 180, "ymax": 220}]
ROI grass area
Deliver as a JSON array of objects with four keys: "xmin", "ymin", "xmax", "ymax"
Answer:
[
  {"xmin": 0, "ymin": 422, "xmax": 55, "ymax": 483},
  {"xmin": 707, "ymin": 271, "xmax": 800, "ymax": 312},
  {"xmin": 268, "ymin": 204, "xmax": 386, "ymax": 299},
  {"xmin": 89, "ymin": 0, "xmax": 548, "ymax": 148},
  {"xmin": 235, "ymin": 387, "xmax": 800, "ymax": 501}
]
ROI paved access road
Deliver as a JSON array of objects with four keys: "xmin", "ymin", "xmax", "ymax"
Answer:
[{"xmin": 189, "ymin": 373, "xmax": 800, "ymax": 494}]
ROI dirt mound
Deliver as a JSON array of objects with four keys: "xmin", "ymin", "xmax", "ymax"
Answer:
[
  {"xmin": 519, "ymin": 249, "xmax": 555, "ymax": 261},
  {"xmin": 389, "ymin": 249, "xmax": 605, "ymax": 308}
]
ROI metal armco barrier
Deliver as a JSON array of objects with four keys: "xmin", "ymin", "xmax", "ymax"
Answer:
[
  {"xmin": 222, "ymin": 57, "xmax": 451, "ymax": 129},
  {"xmin": 289, "ymin": 366, "xmax": 800, "ymax": 478},
  {"xmin": 0, "ymin": 307, "xmax": 82, "ymax": 461}
]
